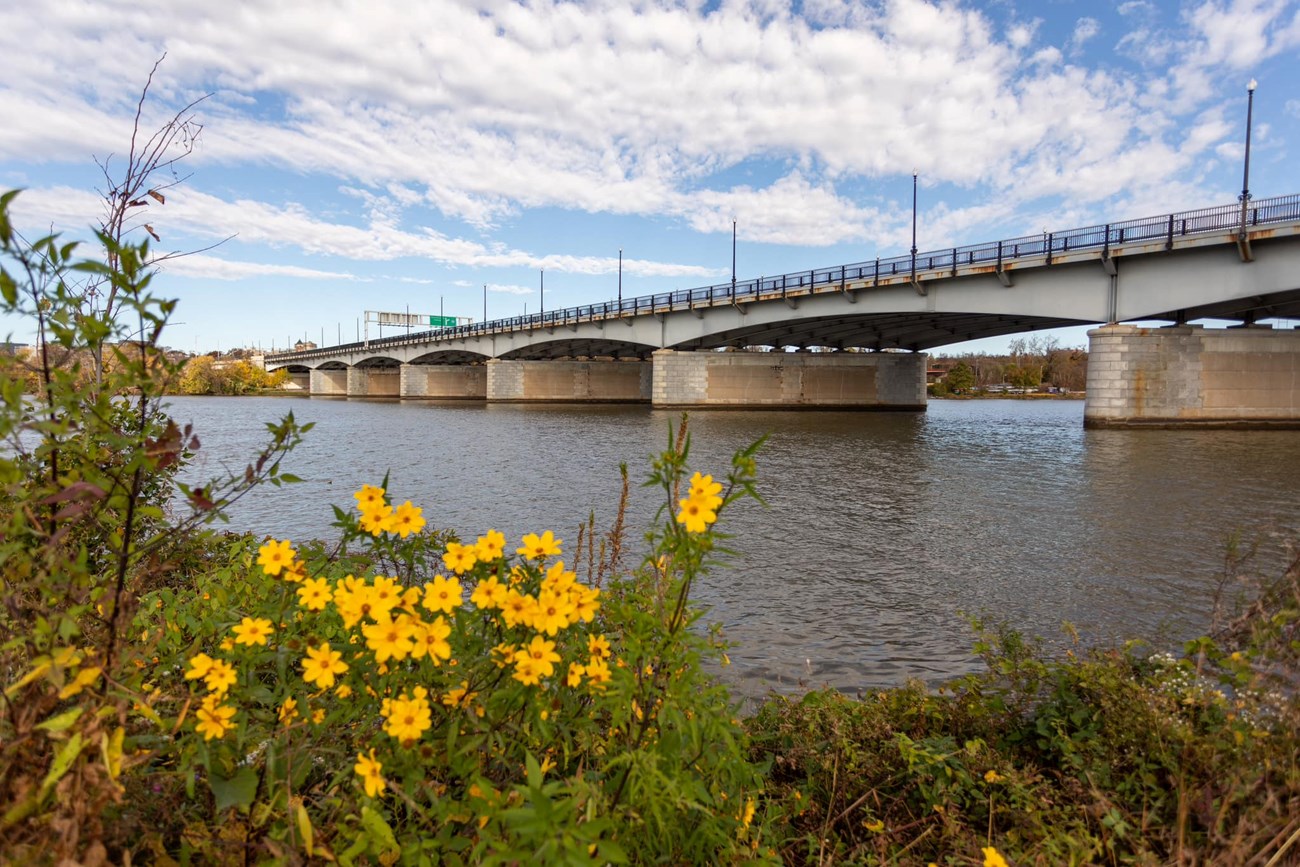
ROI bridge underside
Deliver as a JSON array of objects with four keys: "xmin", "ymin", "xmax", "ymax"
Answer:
[
  {"xmin": 671, "ymin": 312, "xmax": 1096, "ymax": 353},
  {"xmin": 1143, "ymin": 286, "xmax": 1300, "ymax": 325}
]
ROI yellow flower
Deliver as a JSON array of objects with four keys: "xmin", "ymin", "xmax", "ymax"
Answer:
[
  {"xmin": 687, "ymin": 471, "xmax": 723, "ymax": 508},
  {"xmin": 587, "ymin": 634, "xmax": 611, "ymax": 659},
  {"xmin": 517, "ymin": 531, "xmax": 561, "ymax": 560},
  {"xmin": 533, "ymin": 589, "xmax": 576, "ymax": 636},
  {"xmin": 442, "ymin": 542, "xmax": 478, "ymax": 575},
  {"xmin": 195, "ymin": 694, "xmax": 237, "ymax": 740},
  {"xmin": 185, "ymin": 652, "xmax": 216, "ymax": 681},
  {"xmin": 279, "ymin": 696, "xmax": 299, "ymax": 726},
  {"xmin": 354, "ymin": 748, "xmax": 386, "ymax": 798},
  {"xmin": 984, "ymin": 769, "xmax": 1004, "ymax": 784},
  {"xmin": 515, "ymin": 635, "xmax": 560, "ymax": 679},
  {"xmin": 281, "ymin": 559, "xmax": 307, "ymax": 584},
  {"xmin": 500, "ymin": 589, "xmax": 537, "ymax": 629},
  {"xmin": 512, "ymin": 655, "xmax": 545, "ymax": 686},
  {"xmin": 585, "ymin": 656, "xmax": 612, "ymax": 690},
  {"xmin": 204, "ymin": 659, "xmax": 237, "ymax": 695},
  {"xmin": 333, "ymin": 578, "xmax": 377, "ymax": 628},
  {"xmin": 491, "ymin": 642, "xmax": 516, "ymax": 668},
  {"xmin": 569, "ymin": 584, "xmax": 600, "ymax": 622},
  {"xmin": 389, "ymin": 500, "xmax": 426, "ymax": 538},
  {"xmin": 231, "ymin": 617, "xmax": 274, "ymax": 647},
  {"xmin": 566, "ymin": 662, "xmax": 584, "ymax": 687},
  {"xmin": 474, "ymin": 529, "xmax": 506, "ymax": 561},
  {"xmin": 741, "ymin": 799, "xmax": 756, "ymax": 828},
  {"xmin": 363, "ymin": 616, "xmax": 416, "ymax": 664},
  {"xmin": 297, "ymin": 576, "xmax": 333, "ymax": 611},
  {"xmin": 983, "ymin": 847, "xmax": 1009, "ymax": 867},
  {"xmin": 336, "ymin": 683, "xmax": 353, "ymax": 698},
  {"xmin": 382, "ymin": 688, "xmax": 433, "ymax": 742},
  {"xmin": 675, "ymin": 494, "xmax": 718, "ymax": 534},
  {"xmin": 257, "ymin": 538, "xmax": 296, "ymax": 577},
  {"xmin": 443, "ymin": 680, "xmax": 477, "ymax": 708},
  {"xmin": 354, "ymin": 484, "xmax": 386, "ymax": 511},
  {"xmin": 540, "ymin": 561, "xmax": 576, "ymax": 593},
  {"xmin": 369, "ymin": 576, "xmax": 403, "ymax": 616},
  {"xmin": 422, "ymin": 574, "xmax": 464, "ymax": 615},
  {"xmin": 411, "ymin": 616, "xmax": 453, "ymax": 664},
  {"xmin": 302, "ymin": 643, "xmax": 348, "ymax": 689},
  {"xmin": 359, "ymin": 503, "xmax": 393, "ymax": 535},
  {"xmin": 470, "ymin": 575, "xmax": 508, "ymax": 610}
]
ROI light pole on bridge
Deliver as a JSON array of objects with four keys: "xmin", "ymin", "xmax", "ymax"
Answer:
[
  {"xmin": 910, "ymin": 170, "xmax": 918, "ymax": 286},
  {"xmin": 1238, "ymin": 79, "xmax": 1258, "ymax": 242},
  {"xmin": 618, "ymin": 248, "xmax": 622, "ymax": 306},
  {"xmin": 731, "ymin": 219, "xmax": 737, "ymax": 292}
]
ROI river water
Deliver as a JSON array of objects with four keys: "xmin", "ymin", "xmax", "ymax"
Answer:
[{"xmin": 167, "ymin": 396, "xmax": 1300, "ymax": 700}]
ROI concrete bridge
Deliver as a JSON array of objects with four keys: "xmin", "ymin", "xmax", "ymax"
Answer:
[{"xmin": 266, "ymin": 194, "xmax": 1300, "ymax": 427}]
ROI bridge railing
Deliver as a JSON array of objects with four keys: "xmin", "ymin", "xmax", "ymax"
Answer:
[{"xmin": 268, "ymin": 193, "xmax": 1300, "ymax": 361}]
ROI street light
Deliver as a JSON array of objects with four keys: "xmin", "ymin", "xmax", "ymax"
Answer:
[
  {"xmin": 910, "ymin": 171, "xmax": 918, "ymax": 285},
  {"xmin": 1239, "ymin": 79, "xmax": 1258, "ymax": 240},
  {"xmin": 731, "ymin": 219, "xmax": 737, "ymax": 291},
  {"xmin": 618, "ymin": 248, "xmax": 623, "ymax": 305}
]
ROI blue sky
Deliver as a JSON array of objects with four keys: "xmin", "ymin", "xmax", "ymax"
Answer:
[{"xmin": 2, "ymin": 0, "xmax": 1298, "ymax": 355}]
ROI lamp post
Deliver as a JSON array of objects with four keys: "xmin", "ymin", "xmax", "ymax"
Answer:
[
  {"xmin": 910, "ymin": 170, "xmax": 918, "ymax": 285},
  {"xmin": 731, "ymin": 219, "xmax": 737, "ymax": 292},
  {"xmin": 540, "ymin": 270, "xmax": 544, "ymax": 316},
  {"xmin": 1238, "ymin": 79, "xmax": 1258, "ymax": 240},
  {"xmin": 618, "ymin": 248, "xmax": 622, "ymax": 306}
]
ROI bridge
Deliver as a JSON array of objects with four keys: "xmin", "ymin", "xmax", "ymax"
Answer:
[{"xmin": 266, "ymin": 194, "xmax": 1300, "ymax": 427}]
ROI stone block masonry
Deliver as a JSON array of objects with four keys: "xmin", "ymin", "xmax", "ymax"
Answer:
[
  {"xmin": 651, "ymin": 349, "xmax": 927, "ymax": 409},
  {"xmin": 1084, "ymin": 325, "xmax": 1300, "ymax": 428},
  {"xmin": 486, "ymin": 359, "xmax": 651, "ymax": 402},
  {"xmin": 400, "ymin": 364, "xmax": 487, "ymax": 399}
]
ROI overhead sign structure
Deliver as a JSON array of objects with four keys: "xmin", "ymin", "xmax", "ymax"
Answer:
[{"xmin": 363, "ymin": 310, "xmax": 472, "ymax": 345}]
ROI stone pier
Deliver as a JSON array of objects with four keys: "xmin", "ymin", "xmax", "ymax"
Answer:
[
  {"xmin": 485, "ymin": 359, "xmax": 652, "ymax": 403},
  {"xmin": 651, "ymin": 349, "xmax": 927, "ymax": 409},
  {"xmin": 1084, "ymin": 324, "xmax": 1300, "ymax": 428},
  {"xmin": 400, "ymin": 363, "xmax": 487, "ymax": 399},
  {"xmin": 347, "ymin": 366, "xmax": 400, "ymax": 398},
  {"xmin": 308, "ymin": 367, "xmax": 348, "ymax": 396}
]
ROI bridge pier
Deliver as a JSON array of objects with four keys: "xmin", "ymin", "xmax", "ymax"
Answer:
[
  {"xmin": 309, "ymin": 368, "xmax": 348, "ymax": 396},
  {"xmin": 1084, "ymin": 324, "xmax": 1300, "ymax": 428},
  {"xmin": 485, "ymin": 359, "xmax": 652, "ymax": 403},
  {"xmin": 651, "ymin": 349, "xmax": 927, "ymax": 409},
  {"xmin": 347, "ymin": 366, "xmax": 400, "ymax": 398},
  {"xmin": 400, "ymin": 363, "xmax": 487, "ymax": 400}
]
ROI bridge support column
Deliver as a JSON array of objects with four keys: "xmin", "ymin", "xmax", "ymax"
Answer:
[
  {"xmin": 1084, "ymin": 325, "xmax": 1300, "ymax": 428},
  {"xmin": 400, "ymin": 363, "xmax": 487, "ymax": 399},
  {"xmin": 651, "ymin": 349, "xmax": 927, "ymax": 409},
  {"xmin": 309, "ymin": 368, "xmax": 348, "ymax": 396},
  {"xmin": 348, "ymin": 367, "xmax": 400, "ymax": 398},
  {"xmin": 485, "ymin": 359, "xmax": 651, "ymax": 403}
]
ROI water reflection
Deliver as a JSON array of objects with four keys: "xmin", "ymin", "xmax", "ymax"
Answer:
[{"xmin": 168, "ymin": 396, "xmax": 1300, "ymax": 700}]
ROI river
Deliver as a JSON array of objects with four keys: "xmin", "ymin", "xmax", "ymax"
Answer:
[{"xmin": 167, "ymin": 396, "xmax": 1300, "ymax": 700}]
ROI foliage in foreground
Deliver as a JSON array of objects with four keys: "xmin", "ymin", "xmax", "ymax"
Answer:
[
  {"xmin": 749, "ymin": 546, "xmax": 1300, "ymax": 865},
  {"xmin": 0, "ymin": 183, "xmax": 774, "ymax": 863}
]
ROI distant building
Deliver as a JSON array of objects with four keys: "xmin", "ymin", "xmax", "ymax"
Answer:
[{"xmin": 293, "ymin": 339, "xmax": 317, "ymax": 352}]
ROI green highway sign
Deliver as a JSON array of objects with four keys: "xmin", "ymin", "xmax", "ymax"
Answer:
[{"xmin": 429, "ymin": 315, "xmax": 458, "ymax": 327}]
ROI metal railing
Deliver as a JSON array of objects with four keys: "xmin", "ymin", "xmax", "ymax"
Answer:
[{"xmin": 270, "ymin": 193, "xmax": 1300, "ymax": 362}]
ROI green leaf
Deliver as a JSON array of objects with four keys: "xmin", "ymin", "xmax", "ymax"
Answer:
[
  {"xmin": 41, "ymin": 732, "xmax": 84, "ymax": 795},
  {"xmin": 360, "ymin": 806, "xmax": 400, "ymax": 862},
  {"xmin": 36, "ymin": 707, "xmax": 84, "ymax": 733},
  {"xmin": 209, "ymin": 765, "xmax": 259, "ymax": 812}
]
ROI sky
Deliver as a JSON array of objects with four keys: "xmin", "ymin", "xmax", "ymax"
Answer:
[{"xmin": 1, "ymin": 0, "xmax": 1298, "ymax": 356}]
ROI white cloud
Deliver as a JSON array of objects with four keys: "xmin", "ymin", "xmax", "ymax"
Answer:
[
  {"xmin": 160, "ymin": 254, "xmax": 358, "ymax": 281},
  {"xmin": 1070, "ymin": 17, "xmax": 1101, "ymax": 51}
]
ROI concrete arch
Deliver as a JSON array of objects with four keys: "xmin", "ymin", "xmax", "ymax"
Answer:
[
  {"xmin": 408, "ymin": 349, "xmax": 490, "ymax": 364},
  {"xmin": 496, "ymin": 337, "xmax": 656, "ymax": 361},
  {"xmin": 352, "ymin": 355, "xmax": 402, "ymax": 368}
]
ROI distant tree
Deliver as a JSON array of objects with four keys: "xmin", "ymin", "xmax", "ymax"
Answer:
[{"xmin": 946, "ymin": 360, "xmax": 975, "ymax": 393}]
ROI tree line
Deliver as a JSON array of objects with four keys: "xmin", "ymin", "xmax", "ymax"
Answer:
[{"xmin": 931, "ymin": 335, "xmax": 1087, "ymax": 394}]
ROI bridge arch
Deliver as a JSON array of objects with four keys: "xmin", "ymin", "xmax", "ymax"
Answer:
[
  {"xmin": 408, "ymin": 349, "xmax": 489, "ymax": 365},
  {"xmin": 497, "ymin": 337, "xmax": 656, "ymax": 361}
]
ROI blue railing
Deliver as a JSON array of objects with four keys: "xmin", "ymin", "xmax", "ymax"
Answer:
[{"xmin": 271, "ymin": 192, "xmax": 1300, "ymax": 361}]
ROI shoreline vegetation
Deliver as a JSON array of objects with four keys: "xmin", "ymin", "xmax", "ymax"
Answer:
[{"xmin": 3, "ymin": 91, "xmax": 1295, "ymax": 864}]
